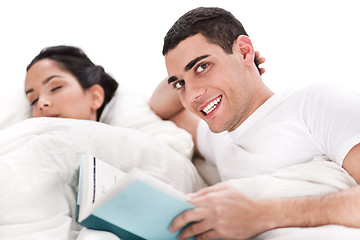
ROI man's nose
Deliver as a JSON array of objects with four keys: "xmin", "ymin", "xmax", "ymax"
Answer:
[{"xmin": 185, "ymin": 79, "xmax": 206, "ymax": 103}]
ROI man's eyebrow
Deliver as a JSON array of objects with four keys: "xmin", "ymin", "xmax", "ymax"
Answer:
[
  {"xmin": 25, "ymin": 75, "xmax": 62, "ymax": 95},
  {"xmin": 167, "ymin": 76, "xmax": 178, "ymax": 84},
  {"xmin": 167, "ymin": 55, "xmax": 210, "ymax": 85},
  {"xmin": 185, "ymin": 55, "xmax": 209, "ymax": 71}
]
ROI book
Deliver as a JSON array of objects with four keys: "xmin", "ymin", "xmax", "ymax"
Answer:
[{"xmin": 76, "ymin": 153, "xmax": 195, "ymax": 240}]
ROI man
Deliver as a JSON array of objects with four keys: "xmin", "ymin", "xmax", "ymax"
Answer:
[{"xmin": 150, "ymin": 7, "xmax": 360, "ymax": 240}]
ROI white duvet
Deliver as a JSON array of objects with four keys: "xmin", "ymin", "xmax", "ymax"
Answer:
[
  {"xmin": 2, "ymin": 118, "xmax": 359, "ymax": 240},
  {"xmin": 1, "ymin": 87, "xmax": 360, "ymax": 239},
  {"xmin": 0, "ymin": 117, "xmax": 205, "ymax": 240}
]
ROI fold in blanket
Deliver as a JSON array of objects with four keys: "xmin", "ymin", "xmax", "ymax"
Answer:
[{"xmin": 0, "ymin": 118, "xmax": 205, "ymax": 240}]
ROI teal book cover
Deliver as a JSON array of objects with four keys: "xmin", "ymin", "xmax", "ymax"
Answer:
[{"xmin": 76, "ymin": 153, "xmax": 195, "ymax": 240}]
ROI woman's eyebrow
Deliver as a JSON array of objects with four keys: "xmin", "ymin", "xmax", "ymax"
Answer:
[
  {"xmin": 25, "ymin": 88, "xmax": 34, "ymax": 95},
  {"xmin": 42, "ymin": 75, "xmax": 62, "ymax": 85},
  {"xmin": 25, "ymin": 75, "xmax": 62, "ymax": 95}
]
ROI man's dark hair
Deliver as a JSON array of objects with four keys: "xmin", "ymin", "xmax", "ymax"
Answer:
[
  {"xmin": 27, "ymin": 45, "xmax": 119, "ymax": 120},
  {"xmin": 163, "ymin": 7, "xmax": 260, "ymax": 73}
]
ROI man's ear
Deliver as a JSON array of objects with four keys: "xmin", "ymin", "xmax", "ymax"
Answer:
[
  {"xmin": 87, "ymin": 84, "xmax": 105, "ymax": 111},
  {"xmin": 234, "ymin": 35, "xmax": 255, "ymax": 63}
]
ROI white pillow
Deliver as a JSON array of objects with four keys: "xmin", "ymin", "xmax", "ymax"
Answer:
[
  {"xmin": 100, "ymin": 85, "xmax": 194, "ymax": 159},
  {"xmin": 0, "ymin": 84, "xmax": 31, "ymax": 130},
  {"xmin": 1, "ymin": 83, "xmax": 194, "ymax": 160}
]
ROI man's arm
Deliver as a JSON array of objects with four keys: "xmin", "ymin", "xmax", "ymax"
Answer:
[
  {"xmin": 343, "ymin": 143, "xmax": 360, "ymax": 184},
  {"xmin": 149, "ymin": 77, "xmax": 184, "ymax": 120},
  {"xmin": 172, "ymin": 184, "xmax": 360, "ymax": 240},
  {"xmin": 149, "ymin": 77, "xmax": 201, "ymax": 154},
  {"xmin": 171, "ymin": 145, "xmax": 360, "ymax": 240}
]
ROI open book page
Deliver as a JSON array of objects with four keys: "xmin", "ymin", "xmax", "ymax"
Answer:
[
  {"xmin": 93, "ymin": 157, "xmax": 127, "ymax": 203},
  {"xmin": 78, "ymin": 154, "xmax": 127, "ymax": 222}
]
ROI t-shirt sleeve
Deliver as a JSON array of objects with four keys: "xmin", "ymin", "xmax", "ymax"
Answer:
[{"xmin": 304, "ymin": 82, "xmax": 360, "ymax": 166}]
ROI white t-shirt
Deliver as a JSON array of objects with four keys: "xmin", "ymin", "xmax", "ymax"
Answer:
[{"xmin": 197, "ymin": 82, "xmax": 360, "ymax": 181}]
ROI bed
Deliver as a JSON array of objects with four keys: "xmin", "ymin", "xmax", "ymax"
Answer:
[{"xmin": 1, "ymin": 85, "xmax": 360, "ymax": 240}]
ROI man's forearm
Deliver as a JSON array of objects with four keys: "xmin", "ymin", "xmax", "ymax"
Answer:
[{"xmin": 262, "ymin": 186, "xmax": 360, "ymax": 230}]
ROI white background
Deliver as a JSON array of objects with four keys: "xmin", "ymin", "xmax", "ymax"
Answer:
[{"xmin": 1, "ymin": 0, "xmax": 360, "ymax": 113}]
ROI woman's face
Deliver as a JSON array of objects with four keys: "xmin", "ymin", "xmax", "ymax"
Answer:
[{"xmin": 25, "ymin": 59, "xmax": 98, "ymax": 121}]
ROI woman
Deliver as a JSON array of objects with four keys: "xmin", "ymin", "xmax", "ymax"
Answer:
[{"xmin": 25, "ymin": 45, "xmax": 118, "ymax": 121}]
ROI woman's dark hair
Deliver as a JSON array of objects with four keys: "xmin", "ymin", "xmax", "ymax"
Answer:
[
  {"xmin": 163, "ymin": 7, "xmax": 260, "ymax": 73},
  {"xmin": 27, "ymin": 45, "xmax": 119, "ymax": 120}
]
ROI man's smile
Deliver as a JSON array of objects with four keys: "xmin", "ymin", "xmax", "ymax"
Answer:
[{"xmin": 200, "ymin": 95, "xmax": 222, "ymax": 116}]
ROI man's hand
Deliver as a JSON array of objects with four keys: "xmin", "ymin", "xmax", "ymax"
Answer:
[
  {"xmin": 255, "ymin": 51, "xmax": 266, "ymax": 75},
  {"xmin": 170, "ymin": 182, "xmax": 272, "ymax": 240}
]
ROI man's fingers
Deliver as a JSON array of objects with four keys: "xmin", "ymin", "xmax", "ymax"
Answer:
[
  {"xmin": 177, "ymin": 219, "xmax": 213, "ymax": 240},
  {"xmin": 257, "ymin": 56, "xmax": 265, "ymax": 64},
  {"xmin": 195, "ymin": 229, "xmax": 219, "ymax": 240},
  {"xmin": 170, "ymin": 207, "xmax": 205, "ymax": 234}
]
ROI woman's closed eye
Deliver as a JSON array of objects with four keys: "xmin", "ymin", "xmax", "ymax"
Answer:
[
  {"xmin": 31, "ymin": 98, "xmax": 38, "ymax": 106},
  {"xmin": 51, "ymin": 86, "xmax": 63, "ymax": 92}
]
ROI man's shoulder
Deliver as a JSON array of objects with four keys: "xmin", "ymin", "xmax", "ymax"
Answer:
[
  {"xmin": 302, "ymin": 81, "xmax": 359, "ymax": 102},
  {"xmin": 282, "ymin": 82, "xmax": 352, "ymax": 105},
  {"xmin": 300, "ymin": 81, "xmax": 355, "ymax": 96}
]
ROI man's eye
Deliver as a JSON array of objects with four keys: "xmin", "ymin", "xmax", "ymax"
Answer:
[
  {"xmin": 195, "ymin": 63, "xmax": 208, "ymax": 73},
  {"xmin": 174, "ymin": 80, "xmax": 185, "ymax": 89}
]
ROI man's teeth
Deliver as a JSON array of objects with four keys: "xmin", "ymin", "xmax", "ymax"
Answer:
[{"xmin": 202, "ymin": 96, "xmax": 222, "ymax": 115}]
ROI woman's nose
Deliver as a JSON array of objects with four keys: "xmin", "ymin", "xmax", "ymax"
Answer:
[{"xmin": 38, "ymin": 96, "xmax": 51, "ymax": 110}]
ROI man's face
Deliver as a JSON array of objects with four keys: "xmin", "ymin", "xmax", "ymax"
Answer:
[{"xmin": 165, "ymin": 34, "xmax": 256, "ymax": 133}]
